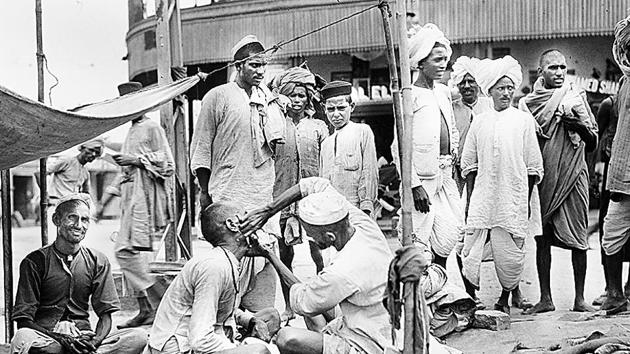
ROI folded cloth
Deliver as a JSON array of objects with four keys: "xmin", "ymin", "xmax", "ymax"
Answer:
[
  {"xmin": 476, "ymin": 55, "xmax": 523, "ymax": 96},
  {"xmin": 408, "ymin": 24, "xmax": 452, "ymax": 70},
  {"xmin": 449, "ymin": 56, "xmax": 481, "ymax": 87}
]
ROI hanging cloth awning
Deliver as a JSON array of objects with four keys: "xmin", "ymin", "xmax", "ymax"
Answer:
[{"xmin": 0, "ymin": 74, "xmax": 201, "ymax": 171}]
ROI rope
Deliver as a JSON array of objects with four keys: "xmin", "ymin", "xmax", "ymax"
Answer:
[
  {"xmin": 42, "ymin": 54, "xmax": 59, "ymax": 105},
  {"xmin": 199, "ymin": 2, "xmax": 381, "ymax": 80}
]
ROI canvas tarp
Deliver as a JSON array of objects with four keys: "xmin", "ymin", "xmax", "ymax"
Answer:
[{"xmin": 0, "ymin": 75, "xmax": 201, "ymax": 171}]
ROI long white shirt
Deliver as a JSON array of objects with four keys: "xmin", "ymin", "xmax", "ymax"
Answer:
[{"xmin": 461, "ymin": 106, "xmax": 544, "ymax": 238}]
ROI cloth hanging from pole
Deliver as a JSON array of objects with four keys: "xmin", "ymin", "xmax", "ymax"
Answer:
[{"xmin": 0, "ymin": 74, "xmax": 202, "ymax": 171}]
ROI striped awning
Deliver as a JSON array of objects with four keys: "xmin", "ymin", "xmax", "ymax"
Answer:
[
  {"xmin": 126, "ymin": 0, "xmax": 397, "ymax": 78},
  {"xmin": 412, "ymin": 0, "xmax": 625, "ymax": 44}
]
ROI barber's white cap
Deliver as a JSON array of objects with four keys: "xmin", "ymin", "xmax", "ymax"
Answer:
[
  {"xmin": 231, "ymin": 35, "xmax": 263, "ymax": 59},
  {"xmin": 298, "ymin": 190, "xmax": 349, "ymax": 226}
]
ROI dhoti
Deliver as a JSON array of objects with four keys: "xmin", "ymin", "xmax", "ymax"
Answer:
[
  {"xmin": 400, "ymin": 159, "xmax": 462, "ymax": 258},
  {"xmin": 460, "ymin": 227, "xmax": 525, "ymax": 291},
  {"xmin": 602, "ymin": 195, "xmax": 630, "ymax": 256}
]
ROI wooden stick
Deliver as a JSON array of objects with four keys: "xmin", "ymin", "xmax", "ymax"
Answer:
[
  {"xmin": 36, "ymin": 0, "xmax": 48, "ymax": 247},
  {"xmin": 2, "ymin": 170, "xmax": 13, "ymax": 341}
]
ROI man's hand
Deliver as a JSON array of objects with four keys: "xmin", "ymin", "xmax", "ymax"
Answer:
[
  {"xmin": 48, "ymin": 332, "xmax": 95, "ymax": 354},
  {"xmin": 246, "ymin": 237, "xmax": 273, "ymax": 258},
  {"xmin": 412, "ymin": 185, "xmax": 431, "ymax": 213},
  {"xmin": 112, "ymin": 154, "xmax": 140, "ymax": 167},
  {"xmin": 249, "ymin": 317, "xmax": 271, "ymax": 342},
  {"xmin": 239, "ymin": 207, "xmax": 272, "ymax": 237},
  {"xmin": 199, "ymin": 192, "xmax": 212, "ymax": 211}
]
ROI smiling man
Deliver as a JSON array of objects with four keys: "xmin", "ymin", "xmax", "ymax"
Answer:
[
  {"xmin": 10, "ymin": 193, "xmax": 147, "ymax": 354},
  {"xmin": 319, "ymin": 81, "xmax": 378, "ymax": 217},
  {"xmin": 190, "ymin": 35, "xmax": 283, "ymax": 314},
  {"xmin": 519, "ymin": 49, "xmax": 598, "ymax": 314},
  {"xmin": 460, "ymin": 56, "xmax": 544, "ymax": 314}
]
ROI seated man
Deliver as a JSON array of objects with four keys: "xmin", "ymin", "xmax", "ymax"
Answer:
[
  {"xmin": 240, "ymin": 177, "xmax": 395, "ymax": 354},
  {"xmin": 10, "ymin": 193, "xmax": 147, "ymax": 354},
  {"xmin": 145, "ymin": 201, "xmax": 280, "ymax": 354}
]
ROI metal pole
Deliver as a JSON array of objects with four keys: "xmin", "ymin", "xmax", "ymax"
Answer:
[
  {"xmin": 36, "ymin": 0, "xmax": 48, "ymax": 246},
  {"xmin": 2, "ymin": 170, "xmax": 14, "ymax": 341}
]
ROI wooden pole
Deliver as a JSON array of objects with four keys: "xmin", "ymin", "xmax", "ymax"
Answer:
[
  {"xmin": 36, "ymin": 0, "xmax": 48, "ymax": 247},
  {"xmin": 2, "ymin": 171, "xmax": 13, "ymax": 341}
]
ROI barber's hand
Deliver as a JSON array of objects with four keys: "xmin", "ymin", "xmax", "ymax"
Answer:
[
  {"xmin": 199, "ymin": 192, "xmax": 212, "ymax": 211},
  {"xmin": 239, "ymin": 207, "xmax": 272, "ymax": 237},
  {"xmin": 250, "ymin": 317, "xmax": 271, "ymax": 342},
  {"xmin": 412, "ymin": 186, "xmax": 431, "ymax": 213},
  {"xmin": 112, "ymin": 154, "xmax": 140, "ymax": 167},
  {"xmin": 246, "ymin": 237, "xmax": 273, "ymax": 258}
]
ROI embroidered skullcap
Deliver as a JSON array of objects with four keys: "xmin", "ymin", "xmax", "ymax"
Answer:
[
  {"xmin": 408, "ymin": 23, "xmax": 452, "ymax": 70},
  {"xmin": 449, "ymin": 56, "xmax": 481, "ymax": 87},
  {"xmin": 117, "ymin": 82, "xmax": 142, "ymax": 96},
  {"xmin": 298, "ymin": 190, "xmax": 349, "ymax": 226},
  {"xmin": 320, "ymin": 81, "xmax": 352, "ymax": 101},
  {"xmin": 476, "ymin": 56, "xmax": 523, "ymax": 96},
  {"xmin": 232, "ymin": 35, "xmax": 264, "ymax": 61},
  {"xmin": 56, "ymin": 193, "xmax": 93, "ymax": 211}
]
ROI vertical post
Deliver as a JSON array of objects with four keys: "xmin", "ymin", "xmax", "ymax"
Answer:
[
  {"xmin": 2, "ymin": 170, "xmax": 14, "ymax": 341},
  {"xmin": 36, "ymin": 0, "xmax": 48, "ymax": 247},
  {"xmin": 188, "ymin": 98, "xmax": 196, "ymax": 228},
  {"xmin": 395, "ymin": 0, "xmax": 429, "ymax": 352},
  {"xmin": 155, "ymin": 0, "xmax": 177, "ymax": 261}
]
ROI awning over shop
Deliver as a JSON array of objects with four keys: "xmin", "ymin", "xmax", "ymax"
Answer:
[{"xmin": 0, "ymin": 75, "xmax": 200, "ymax": 171}]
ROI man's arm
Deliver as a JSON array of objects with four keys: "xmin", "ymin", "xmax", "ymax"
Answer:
[
  {"xmin": 357, "ymin": 127, "xmax": 378, "ymax": 214},
  {"xmin": 191, "ymin": 91, "xmax": 219, "ymax": 209},
  {"xmin": 239, "ymin": 177, "xmax": 333, "ymax": 236},
  {"xmin": 460, "ymin": 119, "xmax": 479, "ymax": 221},
  {"xmin": 465, "ymin": 172, "xmax": 476, "ymax": 222},
  {"xmin": 195, "ymin": 168, "xmax": 213, "ymax": 210},
  {"xmin": 90, "ymin": 312, "xmax": 112, "ymax": 348}
]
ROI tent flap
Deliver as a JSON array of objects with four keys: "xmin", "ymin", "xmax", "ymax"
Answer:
[{"xmin": 0, "ymin": 75, "xmax": 200, "ymax": 171}]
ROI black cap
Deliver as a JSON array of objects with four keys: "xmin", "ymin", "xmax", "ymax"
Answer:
[
  {"xmin": 117, "ymin": 82, "xmax": 143, "ymax": 96},
  {"xmin": 320, "ymin": 80, "xmax": 352, "ymax": 101}
]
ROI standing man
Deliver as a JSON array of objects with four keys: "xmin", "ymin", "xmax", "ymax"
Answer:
[
  {"xmin": 601, "ymin": 17, "xmax": 630, "ymax": 312},
  {"xmin": 190, "ymin": 35, "xmax": 282, "ymax": 313},
  {"xmin": 450, "ymin": 56, "xmax": 493, "ymax": 195},
  {"xmin": 271, "ymin": 67, "xmax": 329, "ymax": 320},
  {"xmin": 460, "ymin": 56, "xmax": 544, "ymax": 314},
  {"xmin": 519, "ymin": 49, "xmax": 598, "ymax": 314},
  {"xmin": 10, "ymin": 193, "xmax": 147, "ymax": 354},
  {"xmin": 114, "ymin": 81, "xmax": 175, "ymax": 328},
  {"xmin": 401, "ymin": 24, "xmax": 462, "ymax": 268},
  {"xmin": 319, "ymin": 81, "xmax": 378, "ymax": 216}
]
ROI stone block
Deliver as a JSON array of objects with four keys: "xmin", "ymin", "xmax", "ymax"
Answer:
[{"xmin": 472, "ymin": 310, "xmax": 511, "ymax": 331}]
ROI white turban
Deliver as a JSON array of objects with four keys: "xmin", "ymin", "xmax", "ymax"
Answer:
[
  {"xmin": 408, "ymin": 24, "xmax": 452, "ymax": 70},
  {"xmin": 449, "ymin": 56, "xmax": 481, "ymax": 87},
  {"xmin": 298, "ymin": 190, "xmax": 349, "ymax": 226},
  {"xmin": 476, "ymin": 55, "xmax": 523, "ymax": 96}
]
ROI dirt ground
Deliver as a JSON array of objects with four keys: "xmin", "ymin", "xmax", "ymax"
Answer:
[{"xmin": 1, "ymin": 212, "xmax": 626, "ymax": 353}]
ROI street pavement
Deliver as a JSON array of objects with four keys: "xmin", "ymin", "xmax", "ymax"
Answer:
[{"xmin": 0, "ymin": 211, "xmax": 623, "ymax": 352}]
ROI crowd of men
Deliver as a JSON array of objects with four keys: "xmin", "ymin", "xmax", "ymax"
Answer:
[{"xmin": 8, "ymin": 12, "xmax": 630, "ymax": 354}]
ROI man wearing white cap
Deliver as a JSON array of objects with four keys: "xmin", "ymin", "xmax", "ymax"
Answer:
[
  {"xmin": 399, "ymin": 23, "xmax": 462, "ymax": 269},
  {"xmin": 190, "ymin": 35, "xmax": 281, "ymax": 313},
  {"xmin": 449, "ymin": 56, "xmax": 493, "ymax": 195},
  {"xmin": 240, "ymin": 177, "xmax": 394, "ymax": 354},
  {"xmin": 459, "ymin": 56, "xmax": 544, "ymax": 314},
  {"xmin": 11, "ymin": 193, "xmax": 148, "ymax": 354}
]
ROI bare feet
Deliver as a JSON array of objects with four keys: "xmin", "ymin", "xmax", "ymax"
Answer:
[
  {"xmin": 511, "ymin": 290, "xmax": 534, "ymax": 310},
  {"xmin": 601, "ymin": 295, "xmax": 627, "ymax": 312},
  {"xmin": 592, "ymin": 292, "xmax": 607, "ymax": 306},
  {"xmin": 571, "ymin": 299, "xmax": 596, "ymax": 312},
  {"xmin": 522, "ymin": 300, "xmax": 555, "ymax": 315},
  {"xmin": 117, "ymin": 311, "xmax": 155, "ymax": 329},
  {"xmin": 494, "ymin": 303, "xmax": 510, "ymax": 315}
]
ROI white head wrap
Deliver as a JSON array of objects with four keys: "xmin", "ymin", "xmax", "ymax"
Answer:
[
  {"xmin": 449, "ymin": 56, "xmax": 481, "ymax": 87},
  {"xmin": 408, "ymin": 24, "xmax": 452, "ymax": 70},
  {"xmin": 298, "ymin": 190, "xmax": 349, "ymax": 226},
  {"xmin": 476, "ymin": 55, "xmax": 523, "ymax": 96},
  {"xmin": 613, "ymin": 15, "xmax": 630, "ymax": 77}
]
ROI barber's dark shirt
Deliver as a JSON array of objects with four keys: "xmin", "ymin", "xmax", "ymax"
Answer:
[{"xmin": 12, "ymin": 245, "xmax": 120, "ymax": 331}]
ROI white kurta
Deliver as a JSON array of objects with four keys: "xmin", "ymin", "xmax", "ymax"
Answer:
[{"xmin": 461, "ymin": 106, "xmax": 544, "ymax": 239}]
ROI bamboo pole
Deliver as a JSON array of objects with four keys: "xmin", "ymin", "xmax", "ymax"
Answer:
[
  {"xmin": 2, "ymin": 171, "xmax": 13, "ymax": 341},
  {"xmin": 36, "ymin": 0, "xmax": 48, "ymax": 247}
]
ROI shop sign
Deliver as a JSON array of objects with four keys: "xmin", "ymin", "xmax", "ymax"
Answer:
[{"xmin": 566, "ymin": 75, "xmax": 619, "ymax": 95}]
